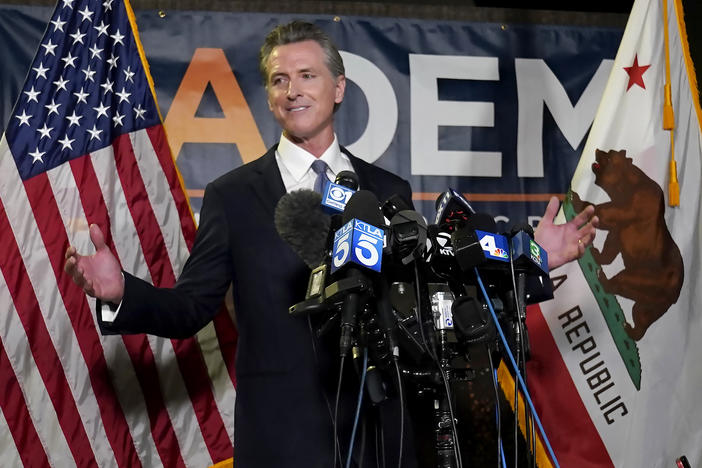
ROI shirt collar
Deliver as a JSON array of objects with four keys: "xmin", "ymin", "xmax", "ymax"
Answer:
[{"xmin": 277, "ymin": 133, "xmax": 347, "ymax": 183}]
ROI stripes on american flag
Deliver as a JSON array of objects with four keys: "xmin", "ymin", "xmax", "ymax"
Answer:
[{"xmin": 0, "ymin": 0, "xmax": 237, "ymax": 466}]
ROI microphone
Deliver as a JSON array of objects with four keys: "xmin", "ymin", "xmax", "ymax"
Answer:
[
  {"xmin": 329, "ymin": 190, "xmax": 385, "ymax": 356},
  {"xmin": 509, "ymin": 224, "xmax": 548, "ymax": 277},
  {"xmin": 452, "ymin": 213, "xmax": 510, "ymax": 271},
  {"xmin": 274, "ymin": 190, "xmax": 336, "ymax": 316},
  {"xmin": 434, "ymin": 188, "xmax": 476, "ymax": 229},
  {"xmin": 389, "ymin": 210, "xmax": 428, "ymax": 265},
  {"xmin": 321, "ymin": 170, "xmax": 359, "ymax": 214},
  {"xmin": 382, "ymin": 193, "xmax": 412, "ymax": 220},
  {"xmin": 274, "ymin": 189, "xmax": 331, "ymax": 269},
  {"xmin": 509, "ymin": 223, "xmax": 553, "ymax": 304},
  {"xmin": 331, "ymin": 190, "xmax": 385, "ymax": 274}
]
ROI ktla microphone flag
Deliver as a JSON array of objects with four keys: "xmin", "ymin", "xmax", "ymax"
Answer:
[
  {"xmin": 0, "ymin": 0, "xmax": 237, "ymax": 466},
  {"xmin": 526, "ymin": 0, "xmax": 702, "ymax": 466}
]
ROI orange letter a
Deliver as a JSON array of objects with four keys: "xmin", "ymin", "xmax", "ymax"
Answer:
[{"xmin": 164, "ymin": 48, "xmax": 266, "ymax": 164}]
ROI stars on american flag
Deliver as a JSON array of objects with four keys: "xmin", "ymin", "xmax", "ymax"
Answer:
[
  {"xmin": 33, "ymin": 62, "xmax": 49, "ymax": 79},
  {"xmin": 28, "ymin": 147, "xmax": 46, "ymax": 164},
  {"xmin": 53, "ymin": 75, "xmax": 70, "ymax": 92},
  {"xmin": 45, "ymin": 99, "xmax": 61, "ymax": 116},
  {"xmin": 61, "ymin": 52, "xmax": 78, "ymax": 68},
  {"xmin": 78, "ymin": 5, "xmax": 93, "ymax": 22},
  {"xmin": 37, "ymin": 123, "xmax": 53, "ymax": 140},
  {"xmin": 51, "ymin": 17, "xmax": 67, "ymax": 32},
  {"xmin": 94, "ymin": 20, "xmax": 109, "ymax": 37},
  {"xmin": 70, "ymin": 29, "xmax": 87, "ymax": 45},
  {"xmin": 41, "ymin": 40, "xmax": 58, "ymax": 56},
  {"xmin": 24, "ymin": 86, "xmax": 41, "ymax": 103},
  {"xmin": 7, "ymin": 0, "xmax": 158, "ymax": 179},
  {"xmin": 116, "ymin": 87, "xmax": 130, "ymax": 103},
  {"xmin": 93, "ymin": 102, "xmax": 109, "ymax": 118},
  {"xmin": 87, "ymin": 124, "xmax": 102, "ymax": 141},
  {"xmin": 16, "ymin": 110, "xmax": 32, "ymax": 127},
  {"xmin": 74, "ymin": 86, "xmax": 89, "ymax": 104}
]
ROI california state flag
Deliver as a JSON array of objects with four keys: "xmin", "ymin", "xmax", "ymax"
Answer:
[{"xmin": 525, "ymin": 0, "xmax": 702, "ymax": 466}]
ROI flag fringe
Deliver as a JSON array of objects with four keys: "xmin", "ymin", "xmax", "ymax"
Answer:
[
  {"xmin": 497, "ymin": 360, "xmax": 554, "ymax": 468},
  {"xmin": 674, "ymin": 0, "xmax": 702, "ymax": 137}
]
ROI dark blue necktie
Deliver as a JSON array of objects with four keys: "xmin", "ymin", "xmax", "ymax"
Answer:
[{"xmin": 311, "ymin": 159, "xmax": 330, "ymax": 194}]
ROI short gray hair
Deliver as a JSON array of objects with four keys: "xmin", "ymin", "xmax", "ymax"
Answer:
[{"xmin": 259, "ymin": 20, "xmax": 345, "ymax": 86}]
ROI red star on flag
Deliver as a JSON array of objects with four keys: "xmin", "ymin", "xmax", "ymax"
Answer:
[{"xmin": 623, "ymin": 54, "xmax": 651, "ymax": 90}]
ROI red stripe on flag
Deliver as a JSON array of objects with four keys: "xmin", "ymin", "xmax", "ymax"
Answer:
[
  {"xmin": 70, "ymin": 154, "xmax": 186, "ymax": 468},
  {"xmin": 24, "ymin": 171, "xmax": 142, "ymax": 467},
  {"xmin": 120, "ymin": 335, "xmax": 187, "ymax": 467},
  {"xmin": 0, "ymin": 337, "xmax": 50, "ymax": 467},
  {"xmin": 145, "ymin": 126, "xmax": 238, "ymax": 388},
  {"xmin": 112, "ymin": 134, "xmax": 231, "ymax": 461},
  {"xmin": 526, "ymin": 304, "xmax": 613, "ymax": 468},
  {"xmin": 0, "ymin": 194, "xmax": 97, "ymax": 467},
  {"xmin": 145, "ymin": 125, "xmax": 196, "ymax": 249}
]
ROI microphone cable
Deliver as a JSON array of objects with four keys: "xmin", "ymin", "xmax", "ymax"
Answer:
[
  {"xmin": 508, "ymin": 247, "xmax": 536, "ymax": 468},
  {"xmin": 487, "ymin": 347, "xmax": 503, "ymax": 468},
  {"xmin": 508, "ymin": 254, "xmax": 521, "ymax": 468},
  {"xmin": 413, "ymin": 262, "xmax": 463, "ymax": 468},
  {"xmin": 334, "ymin": 354, "xmax": 346, "ymax": 468},
  {"xmin": 474, "ymin": 267, "xmax": 561, "ymax": 468},
  {"xmin": 345, "ymin": 348, "xmax": 368, "ymax": 468},
  {"xmin": 393, "ymin": 358, "xmax": 404, "ymax": 468},
  {"xmin": 306, "ymin": 316, "xmax": 342, "ymax": 467}
]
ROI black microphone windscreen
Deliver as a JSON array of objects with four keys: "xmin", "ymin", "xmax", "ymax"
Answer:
[
  {"xmin": 334, "ymin": 170, "xmax": 359, "ymax": 190},
  {"xmin": 510, "ymin": 222, "xmax": 534, "ymax": 238},
  {"xmin": 274, "ymin": 189, "xmax": 331, "ymax": 268},
  {"xmin": 383, "ymin": 194, "xmax": 412, "ymax": 219},
  {"xmin": 343, "ymin": 190, "xmax": 384, "ymax": 227},
  {"xmin": 466, "ymin": 212, "xmax": 497, "ymax": 233}
]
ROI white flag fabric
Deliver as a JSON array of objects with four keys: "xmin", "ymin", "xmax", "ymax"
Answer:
[
  {"xmin": 527, "ymin": 0, "xmax": 702, "ymax": 466},
  {"xmin": 0, "ymin": 0, "xmax": 237, "ymax": 465}
]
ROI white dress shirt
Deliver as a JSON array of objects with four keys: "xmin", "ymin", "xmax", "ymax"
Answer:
[{"xmin": 275, "ymin": 133, "xmax": 355, "ymax": 193}]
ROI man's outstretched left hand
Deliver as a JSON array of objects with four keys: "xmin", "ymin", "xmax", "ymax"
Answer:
[{"xmin": 534, "ymin": 196, "xmax": 599, "ymax": 270}]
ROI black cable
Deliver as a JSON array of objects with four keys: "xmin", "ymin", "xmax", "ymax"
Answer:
[
  {"xmin": 508, "ymin": 256, "xmax": 521, "ymax": 468},
  {"xmin": 508, "ymin": 252, "xmax": 536, "ymax": 468},
  {"xmin": 439, "ymin": 365, "xmax": 463, "ymax": 468},
  {"xmin": 413, "ymin": 262, "xmax": 463, "ymax": 468},
  {"xmin": 334, "ymin": 354, "xmax": 346, "ymax": 468},
  {"xmin": 413, "ymin": 263, "xmax": 433, "ymax": 358},
  {"xmin": 358, "ymin": 415, "xmax": 366, "ymax": 468},
  {"xmin": 393, "ymin": 359, "xmax": 404, "ymax": 468},
  {"xmin": 375, "ymin": 419, "xmax": 381, "ymax": 468},
  {"xmin": 345, "ymin": 349, "xmax": 368, "ymax": 468},
  {"xmin": 308, "ymin": 316, "xmax": 342, "ymax": 464},
  {"xmin": 487, "ymin": 347, "xmax": 502, "ymax": 468},
  {"xmin": 379, "ymin": 416, "xmax": 386, "ymax": 468}
]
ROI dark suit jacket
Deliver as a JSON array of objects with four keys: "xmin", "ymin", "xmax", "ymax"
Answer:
[{"xmin": 100, "ymin": 145, "xmax": 416, "ymax": 467}]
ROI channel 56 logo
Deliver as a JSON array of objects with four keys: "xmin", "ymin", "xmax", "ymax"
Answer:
[
  {"xmin": 331, "ymin": 219, "xmax": 384, "ymax": 273},
  {"xmin": 321, "ymin": 182, "xmax": 355, "ymax": 213}
]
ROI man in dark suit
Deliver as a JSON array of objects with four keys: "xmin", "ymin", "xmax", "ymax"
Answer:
[
  {"xmin": 65, "ymin": 20, "xmax": 415, "ymax": 468},
  {"xmin": 65, "ymin": 20, "xmax": 598, "ymax": 468}
]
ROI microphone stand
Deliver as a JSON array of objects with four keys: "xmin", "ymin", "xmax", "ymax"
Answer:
[
  {"xmin": 513, "ymin": 270, "xmax": 535, "ymax": 468},
  {"xmin": 433, "ymin": 326, "xmax": 458, "ymax": 468}
]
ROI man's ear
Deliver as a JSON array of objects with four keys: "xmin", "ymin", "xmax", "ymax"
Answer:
[{"xmin": 335, "ymin": 75, "xmax": 346, "ymax": 104}]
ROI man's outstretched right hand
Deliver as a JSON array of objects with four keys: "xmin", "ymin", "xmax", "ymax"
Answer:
[{"xmin": 64, "ymin": 224, "xmax": 125, "ymax": 304}]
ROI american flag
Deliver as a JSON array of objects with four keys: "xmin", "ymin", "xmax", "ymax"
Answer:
[{"xmin": 0, "ymin": 0, "xmax": 237, "ymax": 466}]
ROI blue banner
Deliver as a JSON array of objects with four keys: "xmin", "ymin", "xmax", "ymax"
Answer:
[{"xmin": 0, "ymin": 5, "xmax": 623, "ymax": 226}]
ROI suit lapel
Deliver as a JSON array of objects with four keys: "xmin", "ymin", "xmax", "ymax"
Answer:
[
  {"xmin": 342, "ymin": 147, "xmax": 378, "ymax": 194},
  {"xmin": 250, "ymin": 146, "xmax": 286, "ymax": 217}
]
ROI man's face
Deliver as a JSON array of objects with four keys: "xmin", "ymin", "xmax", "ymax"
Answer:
[{"xmin": 266, "ymin": 40, "xmax": 345, "ymax": 145}]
